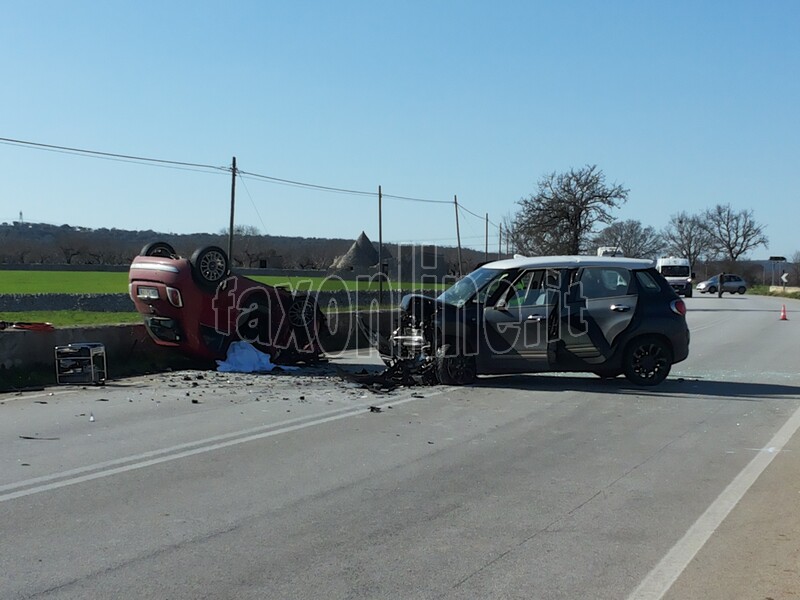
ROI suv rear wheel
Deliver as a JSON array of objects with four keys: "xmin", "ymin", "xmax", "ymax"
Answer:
[{"xmin": 622, "ymin": 336, "xmax": 672, "ymax": 386}]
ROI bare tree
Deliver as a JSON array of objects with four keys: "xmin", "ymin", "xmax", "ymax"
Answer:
[
  {"xmin": 700, "ymin": 204, "xmax": 768, "ymax": 262},
  {"xmin": 55, "ymin": 232, "xmax": 90, "ymax": 264},
  {"xmin": 511, "ymin": 165, "xmax": 628, "ymax": 255},
  {"xmin": 662, "ymin": 212, "xmax": 713, "ymax": 269},
  {"xmin": 790, "ymin": 251, "xmax": 800, "ymax": 286},
  {"xmin": 592, "ymin": 219, "xmax": 664, "ymax": 259}
]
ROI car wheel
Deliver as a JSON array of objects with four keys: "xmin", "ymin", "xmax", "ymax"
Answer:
[
  {"xmin": 436, "ymin": 344, "xmax": 477, "ymax": 385},
  {"xmin": 737, "ymin": 286, "xmax": 746, "ymax": 294},
  {"xmin": 622, "ymin": 336, "xmax": 673, "ymax": 386},
  {"xmin": 287, "ymin": 297, "xmax": 317, "ymax": 328},
  {"xmin": 140, "ymin": 241, "xmax": 176, "ymax": 258},
  {"xmin": 685, "ymin": 289, "xmax": 693, "ymax": 298},
  {"xmin": 190, "ymin": 246, "xmax": 230, "ymax": 287},
  {"xmin": 708, "ymin": 286, "xmax": 717, "ymax": 295}
]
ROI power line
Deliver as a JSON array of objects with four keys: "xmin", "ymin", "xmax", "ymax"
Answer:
[
  {"xmin": 237, "ymin": 170, "xmax": 375, "ymax": 198},
  {"xmin": 0, "ymin": 136, "xmax": 228, "ymax": 174},
  {"xmin": 2, "ymin": 135, "xmax": 495, "ymax": 219},
  {"xmin": 236, "ymin": 172, "xmax": 269, "ymax": 235}
]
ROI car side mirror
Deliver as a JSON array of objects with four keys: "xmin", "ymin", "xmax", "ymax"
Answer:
[{"xmin": 493, "ymin": 299, "xmax": 508, "ymax": 311}]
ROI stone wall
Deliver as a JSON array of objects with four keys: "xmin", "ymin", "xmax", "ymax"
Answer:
[
  {"xmin": 0, "ymin": 294, "xmax": 136, "ymax": 312},
  {"xmin": 0, "ymin": 290, "xmax": 438, "ymax": 313}
]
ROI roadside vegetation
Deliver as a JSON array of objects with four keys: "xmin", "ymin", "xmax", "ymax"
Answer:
[{"xmin": 748, "ymin": 285, "xmax": 800, "ymax": 300}]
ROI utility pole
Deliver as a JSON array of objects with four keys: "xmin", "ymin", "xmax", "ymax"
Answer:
[
  {"xmin": 484, "ymin": 213, "xmax": 489, "ymax": 262},
  {"xmin": 228, "ymin": 156, "xmax": 237, "ymax": 261},
  {"xmin": 378, "ymin": 185, "xmax": 383, "ymax": 306},
  {"xmin": 498, "ymin": 224, "xmax": 502, "ymax": 260},
  {"xmin": 454, "ymin": 195, "xmax": 463, "ymax": 278}
]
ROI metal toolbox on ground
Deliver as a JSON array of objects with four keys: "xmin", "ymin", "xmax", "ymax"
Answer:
[{"xmin": 55, "ymin": 343, "xmax": 107, "ymax": 385}]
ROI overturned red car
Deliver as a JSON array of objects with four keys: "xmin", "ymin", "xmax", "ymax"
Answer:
[{"xmin": 129, "ymin": 242, "xmax": 327, "ymax": 364}]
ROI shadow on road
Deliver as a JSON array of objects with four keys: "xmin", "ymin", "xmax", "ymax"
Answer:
[{"xmin": 473, "ymin": 374, "xmax": 800, "ymax": 401}]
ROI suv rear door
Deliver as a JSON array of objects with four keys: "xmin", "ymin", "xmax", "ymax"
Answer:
[{"xmin": 561, "ymin": 266, "xmax": 638, "ymax": 361}]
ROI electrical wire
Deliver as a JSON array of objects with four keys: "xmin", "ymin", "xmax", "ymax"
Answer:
[
  {"xmin": 0, "ymin": 136, "xmax": 228, "ymax": 174},
  {"xmin": 236, "ymin": 172, "xmax": 269, "ymax": 235},
  {"xmin": 2, "ymin": 135, "xmax": 500, "ymax": 230}
]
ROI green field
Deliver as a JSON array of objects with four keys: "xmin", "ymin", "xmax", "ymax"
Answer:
[
  {"xmin": 1, "ymin": 311, "xmax": 142, "ymax": 326},
  {"xmin": 0, "ymin": 271, "xmax": 444, "ymax": 294},
  {"xmin": 0, "ymin": 271, "xmax": 130, "ymax": 294}
]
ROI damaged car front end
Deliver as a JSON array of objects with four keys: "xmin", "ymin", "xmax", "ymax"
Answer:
[{"xmin": 358, "ymin": 268, "xmax": 497, "ymax": 386}]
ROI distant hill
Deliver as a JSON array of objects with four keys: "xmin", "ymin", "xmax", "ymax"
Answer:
[{"xmin": 0, "ymin": 221, "xmax": 491, "ymax": 274}]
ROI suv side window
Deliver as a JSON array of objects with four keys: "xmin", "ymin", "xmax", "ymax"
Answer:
[
  {"xmin": 504, "ymin": 270, "xmax": 558, "ymax": 307},
  {"xmin": 576, "ymin": 267, "xmax": 631, "ymax": 299},
  {"xmin": 477, "ymin": 272, "xmax": 514, "ymax": 305},
  {"xmin": 635, "ymin": 270, "xmax": 662, "ymax": 293}
]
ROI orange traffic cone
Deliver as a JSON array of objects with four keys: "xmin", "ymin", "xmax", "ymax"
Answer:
[{"xmin": 780, "ymin": 304, "xmax": 788, "ymax": 321}]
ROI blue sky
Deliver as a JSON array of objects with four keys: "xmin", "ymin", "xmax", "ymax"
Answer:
[{"xmin": 1, "ymin": 1, "xmax": 798, "ymax": 257}]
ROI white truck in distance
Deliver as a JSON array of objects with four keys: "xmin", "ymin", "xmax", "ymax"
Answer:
[
  {"xmin": 656, "ymin": 256, "xmax": 694, "ymax": 297},
  {"xmin": 596, "ymin": 246, "xmax": 624, "ymax": 257}
]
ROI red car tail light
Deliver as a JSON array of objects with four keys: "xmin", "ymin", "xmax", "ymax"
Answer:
[
  {"xmin": 670, "ymin": 298, "xmax": 687, "ymax": 316},
  {"xmin": 166, "ymin": 287, "xmax": 183, "ymax": 308}
]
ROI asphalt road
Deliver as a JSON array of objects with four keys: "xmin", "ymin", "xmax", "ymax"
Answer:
[{"xmin": 1, "ymin": 294, "xmax": 798, "ymax": 600}]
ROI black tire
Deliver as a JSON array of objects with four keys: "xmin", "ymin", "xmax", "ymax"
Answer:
[
  {"xmin": 737, "ymin": 286, "xmax": 746, "ymax": 295},
  {"xmin": 140, "ymin": 241, "xmax": 176, "ymax": 258},
  {"xmin": 622, "ymin": 336, "xmax": 673, "ymax": 386},
  {"xmin": 685, "ymin": 289, "xmax": 693, "ymax": 298},
  {"xmin": 435, "ymin": 344, "xmax": 477, "ymax": 385},
  {"xmin": 190, "ymin": 246, "xmax": 230, "ymax": 287},
  {"xmin": 708, "ymin": 286, "xmax": 717, "ymax": 295}
]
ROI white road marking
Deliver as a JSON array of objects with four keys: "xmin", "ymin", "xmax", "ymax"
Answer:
[
  {"xmin": 0, "ymin": 390, "xmax": 441, "ymax": 503},
  {"xmin": 627, "ymin": 401, "xmax": 800, "ymax": 600}
]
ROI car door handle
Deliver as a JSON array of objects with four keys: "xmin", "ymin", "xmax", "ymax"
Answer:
[
  {"xmin": 610, "ymin": 304, "xmax": 631, "ymax": 312},
  {"xmin": 526, "ymin": 315, "xmax": 544, "ymax": 322}
]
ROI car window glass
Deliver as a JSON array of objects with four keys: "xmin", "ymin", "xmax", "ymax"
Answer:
[
  {"xmin": 477, "ymin": 272, "xmax": 514, "ymax": 305},
  {"xmin": 505, "ymin": 270, "xmax": 549, "ymax": 307},
  {"xmin": 437, "ymin": 267, "xmax": 503, "ymax": 307},
  {"xmin": 635, "ymin": 270, "xmax": 661, "ymax": 293},
  {"xmin": 577, "ymin": 267, "xmax": 631, "ymax": 299}
]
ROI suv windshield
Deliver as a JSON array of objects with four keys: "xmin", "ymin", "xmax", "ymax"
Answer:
[
  {"xmin": 437, "ymin": 267, "xmax": 504, "ymax": 307},
  {"xmin": 661, "ymin": 265, "xmax": 690, "ymax": 277}
]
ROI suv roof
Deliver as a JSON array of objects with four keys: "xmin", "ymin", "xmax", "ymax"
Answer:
[{"xmin": 482, "ymin": 255, "xmax": 655, "ymax": 271}]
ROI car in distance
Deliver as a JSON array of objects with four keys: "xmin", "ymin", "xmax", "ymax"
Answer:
[
  {"xmin": 129, "ymin": 242, "xmax": 327, "ymax": 364},
  {"xmin": 360, "ymin": 255, "xmax": 690, "ymax": 386},
  {"xmin": 695, "ymin": 274, "xmax": 747, "ymax": 295}
]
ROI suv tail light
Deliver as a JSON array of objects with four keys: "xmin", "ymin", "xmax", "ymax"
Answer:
[{"xmin": 670, "ymin": 298, "xmax": 687, "ymax": 316}]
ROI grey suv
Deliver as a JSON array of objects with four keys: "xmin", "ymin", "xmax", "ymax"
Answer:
[{"xmin": 361, "ymin": 256, "xmax": 690, "ymax": 386}]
